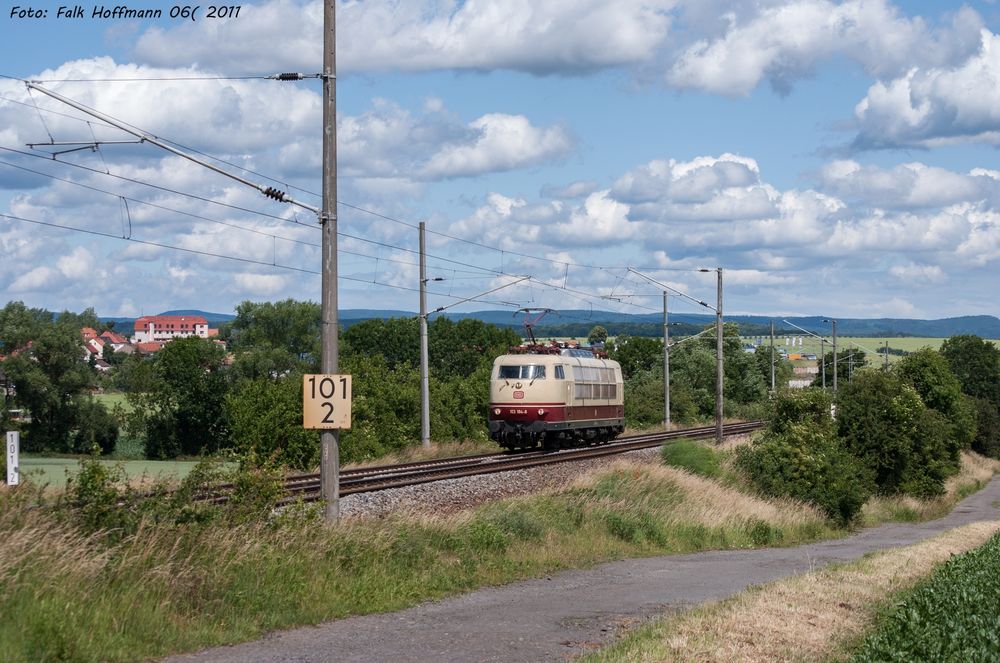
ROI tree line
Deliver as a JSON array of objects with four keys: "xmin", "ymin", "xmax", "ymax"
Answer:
[{"xmin": 3, "ymin": 299, "xmax": 999, "ymax": 484}]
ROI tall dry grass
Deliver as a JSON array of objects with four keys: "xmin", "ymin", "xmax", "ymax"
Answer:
[
  {"xmin": 570, "ymin": 460, "xmax": 824, "ymax": 534},
  {"xmin": 862, "ymin": 450, "xmax": 1000, "ymax": 525}
]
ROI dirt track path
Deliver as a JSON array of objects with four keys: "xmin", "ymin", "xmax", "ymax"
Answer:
[{"xmin": 164, "ymin": 477, "xmax": 1000, "ymax": 663}]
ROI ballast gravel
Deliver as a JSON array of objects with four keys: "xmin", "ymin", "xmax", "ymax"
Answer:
[{"xmin": 337, "ymin": 446, "xmax": 664, "ymax": 519}]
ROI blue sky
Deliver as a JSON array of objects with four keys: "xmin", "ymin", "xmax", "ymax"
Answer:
[{"xmin": 1, "ymin": 0, "xmax": 999, "ymax": 322}]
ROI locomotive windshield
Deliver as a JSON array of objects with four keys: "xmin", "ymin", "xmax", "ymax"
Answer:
[{"xmin": 498, "ymin": 365, "xmax": 546, "ymax": 380}]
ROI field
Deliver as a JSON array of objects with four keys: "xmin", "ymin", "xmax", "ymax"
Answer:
[
  {"xmin": 18, "ymin": 456, "xmax": 221, "ymax": 491},
  {"xmin": 746, "ymin": 336, "xmax": 960, "ymax": 368}
]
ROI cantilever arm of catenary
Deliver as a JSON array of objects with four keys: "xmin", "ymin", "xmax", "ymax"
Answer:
[
  {"xmin": 24, "ymin": 82, "xmax": 321, "ymax": 217},
  {"xmin": 428, "ymin": 276, "xmax": 530, "ymax": 316}
]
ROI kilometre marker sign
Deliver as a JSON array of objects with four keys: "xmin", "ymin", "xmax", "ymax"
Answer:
[{"xmin": 303, "ymin": 374, "xmax": 352, "ymax": 429}]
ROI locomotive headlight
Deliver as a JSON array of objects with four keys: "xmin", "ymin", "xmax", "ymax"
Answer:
[
  {"xmin": 494, "ymin": 408, "xmax": 501, "ymax": 415},
  {"xmin": 538, "ymin": 409, "xmax": 546, "ymax": 416}
]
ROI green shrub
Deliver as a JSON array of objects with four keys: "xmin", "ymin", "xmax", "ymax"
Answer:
[
  {"xmin": 71, "ymin": 398, "xmax": 119, "ymax": 455},
  {"xmin": 768, "ymin": 388, "xmax": 833, "ymax": 436},
  {"xmin": 971, "ymin": 398, "xmax": 1000, "ymax": 459},
  {"xmin": 898, "ymin": 408, "xmax": 957, "ymax": 498},
  {"xmin": 224, "ymin": 374, "xmax": 319, "ymax": 471},
  {"xmin": 462, "ymin": 520, "xmax": 510, "ymax": 553},
  {"xmin": 661, "ymin": 439, "xmax": 721, "ymax": 478},
  {"xmin": 64, "ymin": 452, "xmax": 134, "ymax": 537},
  {"xmin": 735, "ymin": 423, "xmax": 870, "ymax": 526},
  {"xmin": 836, "ymin": 371, "xmax": 923, "ymax": 495},
  {"xmin": 603, "ymin": 510, "xmax": 667, "ymax": 545},
  {"xmin": 896, "ymin": 348, "xmax": 975, "ymax": 449}
]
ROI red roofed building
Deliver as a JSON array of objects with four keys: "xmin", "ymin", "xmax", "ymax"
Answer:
[{"xmin": 132, "ymin": 315, "xmax": 209, "ymax": 343}]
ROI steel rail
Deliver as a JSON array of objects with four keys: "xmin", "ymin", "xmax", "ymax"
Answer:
[{"xmin": 281, "ymin": 421, "xmax": 764, "ymax": 502}]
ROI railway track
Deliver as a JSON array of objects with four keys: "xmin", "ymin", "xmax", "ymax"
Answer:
[{"xmin": 271, "ymin": 420, "xmax": 764, "ymax": 503}]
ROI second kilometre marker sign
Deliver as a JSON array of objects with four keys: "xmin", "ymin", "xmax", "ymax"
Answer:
[{"xmin": 303, "ymin": 374, "xmax": 352, "ymax": 429}]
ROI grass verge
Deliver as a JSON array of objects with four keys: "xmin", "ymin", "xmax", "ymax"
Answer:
[
  {"xmin": 0, "ymin": 460, "xmax": 834, "ymax": 663},
  {"xmin": 579, "ymin": 521, "xmax": 1000, "ymax": 663},
  {"xmin": 861, "ymin": 451, "xmax": 1000, "ymax": 525}
]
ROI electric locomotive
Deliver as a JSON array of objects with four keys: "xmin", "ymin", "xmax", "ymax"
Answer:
[{"xmin": 488, "ymin": 342, "xmax": 625, "ymax": 450}]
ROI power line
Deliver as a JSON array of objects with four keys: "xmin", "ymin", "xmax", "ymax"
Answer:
[
  {"xmin": 4, "ymin": 81, "xmax": 642, "ymax": 275},
  {"xmin": 2, "ymin": 88, "xmax": 681, "ymax": 315},
  {"xmin": 0, "ymin": 211, "xmax": 524, "ymax": 309},
  {"xmin": 30, "ymin": 76, "xmax": 274, "ymax": 82}
]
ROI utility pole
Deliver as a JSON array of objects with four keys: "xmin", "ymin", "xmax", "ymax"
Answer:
[
  {"xmin": 662, "ymin": 292, "xmax": 670, "ymax": 429},
  {"xmin": 319, "ymin": 0, "xmax": 340, "ymax": 521},
  {"xmin": 831, "ymin": 320, "xmax": 837, "ymax": 394},
  {"xmin": 848, "ymin": 344, "xmax": 854, "ymax": 382},
  {"xmin": 884, "ymin": 340, "xmax": 890, "ymax": 370},
  {"xmin": 770, "ymin": 320, "xmax": 775, "ymax": 391},
  {"xmin": 821, "ymin": 338, "xmax": 826, "ymax": 389},
  {"xmin": 419, "ymin": 222, "xmax": 430, "ymax": 448},
  {"xmin": 715, "ymin": 268, "xmax": 723, "ymax": 445}
]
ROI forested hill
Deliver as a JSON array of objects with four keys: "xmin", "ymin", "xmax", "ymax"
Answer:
[{"xmin": 95, "ymin": 309, "xmax": 1000, "ymax": 339}]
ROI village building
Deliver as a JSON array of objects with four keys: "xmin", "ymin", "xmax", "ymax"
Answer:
[{"xmin": 131, "ymin": 315, "xmax": 209, "ymax": 343}]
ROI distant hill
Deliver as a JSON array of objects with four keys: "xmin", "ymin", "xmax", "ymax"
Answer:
[
  {"xmin": 96, "ymin": 308, "xmax": 1000, "ymax": 339},
  {"xmin": 390, "ymin": 310, "xmax": 1000, "ymax": 339}
]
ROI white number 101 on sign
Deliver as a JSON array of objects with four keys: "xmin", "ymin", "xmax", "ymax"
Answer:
[{"xmin": 303, "ymin": 374, "xmax": 352, "ymax": 429}]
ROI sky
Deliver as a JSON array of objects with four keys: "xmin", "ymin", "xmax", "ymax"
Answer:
[{"xmin": 1, "ymin": 0, "xmax": 1000, "ymax": 322}]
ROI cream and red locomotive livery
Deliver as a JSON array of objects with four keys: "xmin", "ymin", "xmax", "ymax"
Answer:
[{"xmin": 488, "ymin": 345, "xmax": 625, "ymax": 450}]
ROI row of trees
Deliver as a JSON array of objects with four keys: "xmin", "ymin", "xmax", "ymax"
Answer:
[
  {"xmin": 4, "ymin": 297, "xmax": 999, "ymax": 480},
  {"xmin": 1, "ymin": 299, "xmax": 524, "ymax": 468},
  {"xmin": 0, "ymin": 303, "xmax": 119, "ymax": 454},
  {"xmin": 736, "ymin": 339, "xmax": 1000, "ymax": 524},
  {"xmin": 607, "ymin": 323, "xmax": 793, "ymax": 426}
]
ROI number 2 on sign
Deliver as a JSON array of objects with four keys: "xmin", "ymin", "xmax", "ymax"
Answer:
[{"xmin": 303, "ymin": 374, "xmax": 352, "ymax": 429}]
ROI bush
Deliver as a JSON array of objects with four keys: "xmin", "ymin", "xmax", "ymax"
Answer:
[
  {"xmin": 72, "ymin": 399, "xmax": 119, "ymax": 455},
  {"xmin": 735, "ymin": 423, "xmax": 870, "ymax": 526},
  {"xmin": 768, "ymin": 388, "xmax": 833, "ymax": 436},
  {"xmin": 225, "ymin": 375, "xmax": 319, "ymax": 471},
  {"xmin": 971, "ymin": 398, "xmax": 1000, "ymax": 459},
  {"xmin": 661, "ymin": 439, "xmax": 721, "ymax": 478},
  {"xmin": 836, "ymin": 370, "xmax": 923, "ymax": 495},
  {"xmin": 899, "ymin": 408, "xmax": 956, "ymax": 498},
  {"xmin": 896, "ymin": 348, "xmax": 975, "ymax": 449}
]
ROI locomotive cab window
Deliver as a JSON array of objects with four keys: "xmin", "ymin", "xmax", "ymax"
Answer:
[
  {"xmin": 555, "ymin": 365, "xmax": 565, "ymax": 379},
  {"xmin": 498, "ymin": 365, "xmax": 546, "ymax": 380}
]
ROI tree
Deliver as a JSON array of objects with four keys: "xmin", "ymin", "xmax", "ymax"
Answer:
[
  {"xmin": 970, "ymin": 398, "xmax": 1000, "ymax": 459},
  {"xmin": 0, "ymin": 300, "xmax": 50, "ymax": 353},
  {"xmin": 225, "ymin": 373, "xmax": 319, "ymax": 470},
  {"xmin": 940, "ymin": 335, "xmax": 1000, "ymax": 404},
  {"xmin": 137, "ymin": 337, "xmax": 229, "ymax": 459},
  {"xmin": 609, "ymin": 334, "xmax": 663, "ymax": 380},
  {"xmin": 1, "ymin": 323, "xmax": 95, "ymax": 452},
  {"xmin": 225, "ymin": 299, "xmax": 322, "ymax": 379},
  {"xmin": 587, "ymin": 325, "xmax": 609, "ymax": 346},
  {"xmin": 836, "ymin": 369, "xmax": 957, "ymax": 496},
  {"xmin": 56, "ymin": 307, "xmax": 100, "ymax": 331},
  {"xmin": 752, "ymin": 345, "xmax": 793, "ymax": 390},
  {"xmin": 812, "ymin": 349, "xmax": 867, "ymax": 387},
  {"xmin": 344, "ymin": 316, "xmax": 520, "ymax": 379},
  {"xmin": 895, "ymin": 348, "xmax": 974, "ymax": 451}
]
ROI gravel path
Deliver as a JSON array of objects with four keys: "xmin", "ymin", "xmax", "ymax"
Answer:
[{"xmin": 164, "ymin": 458, "xmax": 1000, "ymax": 663}]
